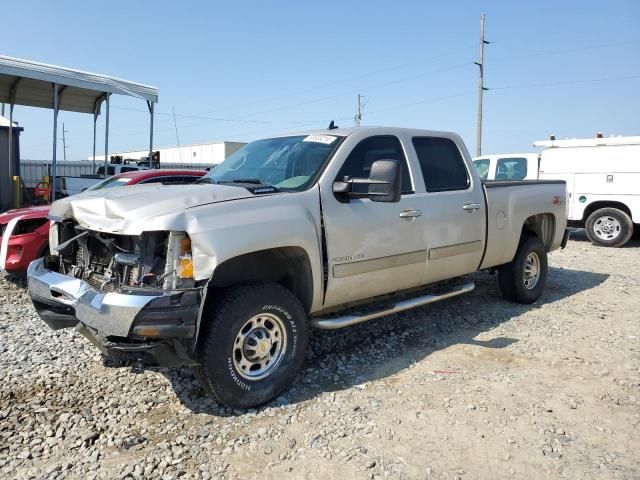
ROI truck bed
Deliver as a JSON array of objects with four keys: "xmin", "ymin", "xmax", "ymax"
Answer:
[{"xmin": 480, "ymin": 180, "xmax": 567, "ymax": 270}]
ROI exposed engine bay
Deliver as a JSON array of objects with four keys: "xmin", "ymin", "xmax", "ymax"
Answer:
[{"xmin": 53, "ymin": 220, "xmax": 195, "ymax": 292}]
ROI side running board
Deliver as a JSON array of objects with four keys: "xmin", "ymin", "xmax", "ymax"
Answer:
[{"xmin": 310, "ymin": 281, "xmax": 475, "ymax": 330}]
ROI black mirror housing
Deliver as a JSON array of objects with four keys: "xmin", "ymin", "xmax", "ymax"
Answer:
[
  {"xmin": 368, "ymin": 159, "xmax": 402, "ymax": 202},
  {"xmin": 332, "ymin": 159, "xmax": 402, "ymax": 203}
]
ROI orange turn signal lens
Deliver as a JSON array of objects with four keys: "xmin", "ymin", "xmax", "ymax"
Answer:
[{"xmin": 178, "ymin": 254, "xmax": 193, "ymax": 279}]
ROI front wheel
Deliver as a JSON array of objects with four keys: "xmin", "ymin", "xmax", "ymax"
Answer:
[
  {"xmin": 585, "ymin": 208, "xmax": 633, "ymax": 247},
  {"xmin": 196, "ymin": 283, "xmax": 309, "ymax": 409},
  {"xmin": 498, "ymin": 236, "xmax": 548, "ymax": 304}
]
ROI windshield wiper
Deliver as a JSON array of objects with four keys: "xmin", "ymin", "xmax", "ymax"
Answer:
[
  {"xmin": 194, "ymin": 177, "xmax": 215, "ymax": 184},
  {"xmin": 197, "ymin": 177, "xmax": 280, "ymax": 194},
  {"xmin": 225, "ymin": 178, "xmax": 263, "ymax": 184}
]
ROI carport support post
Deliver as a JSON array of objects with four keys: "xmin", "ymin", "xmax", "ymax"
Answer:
[
  {"xmin": 8, "ymin": 102, "xmax": 13, "ymax": 185},
  {"xmin": 147, "ymin": 101, "xmax": 154, "ymax": 168},
  {"xmin": 92, "ymin": 108, "xmax": 98, "ymax": 171},
  {"xmin": 52, "ymin": 83, "xmax": 59, "ymax": 202},
  {"xmin": 103, "ymin": 93, "xmax": 110, "ymax": 178},
  {"xmin": 9, "ymin": 102, "xmax": 19, "ymax": 207}
]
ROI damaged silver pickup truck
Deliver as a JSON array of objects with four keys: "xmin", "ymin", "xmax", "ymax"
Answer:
[{"xmin": 28, "ymin": 127, "xmax": 569, "ymax": 408}]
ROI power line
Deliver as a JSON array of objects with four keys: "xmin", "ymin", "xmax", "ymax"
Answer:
[
  {"xmin": 109, "ymin": 38, "xmax": 639, "ymax": 146},
  {"xmin": 110, "ymin": 38, "xmax": 638, "ymax": 128},
  {"xmin": 193, "ymin": 46, "xmax": 476, "ymax": 116},
  {"xmin": 490, "ymin": 74, "xmax": 640, "ymax": 91},
  {"xmin": 111, "ymin": 105, "xmax": 326, "ymax": 125},
  {"xmin": 220, "ymin": 62, "xmax": 471, "ymax": 119},
  {"xmin": 362, "ymin": 91, "xmax": 476, "ymax": 116},
  {"xmin": 154, "ymin": 39, "xmax": 639, "ymax": 124},
  {"xmin": 490, "ymin": 39, "xmax": 640, "ymax": 65},
  {"xmin": 110, "ymin": 61, "xmax": 469, "ymax": 137}
]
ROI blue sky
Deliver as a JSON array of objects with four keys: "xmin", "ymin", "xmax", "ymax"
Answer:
[{"xmin": 2, "ymin": 0, "xmax": 639, "ymax": 160}]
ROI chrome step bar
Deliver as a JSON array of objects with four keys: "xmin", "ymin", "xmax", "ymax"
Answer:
[{"xmin": 310, "ymin": 281, "xmax": 474, "ymax": 330}]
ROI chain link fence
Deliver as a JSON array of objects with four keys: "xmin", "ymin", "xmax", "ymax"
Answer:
[{"xmin": 19, "ymin": 160, "xmax": 217, "ymax": 188}]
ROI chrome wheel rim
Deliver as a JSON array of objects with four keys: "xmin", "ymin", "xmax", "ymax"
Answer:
[
  {"xmin": 593, "ymin": 215, "xmax": 621, "ymax": 241},
  {"xmin": 233, "ymin": 313, "xmax": 287, "ymax": 381},
  {"xmin": 523, "ymin": 251, "xmax": 541, "ymax": 290}
]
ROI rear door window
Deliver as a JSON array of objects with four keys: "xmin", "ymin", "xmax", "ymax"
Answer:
[
  {"xmin": 496, "ymin": 158, "xmax": 528, "ymax": 180},
  {"xmin": 412, "ymin": 137, "xmax": 470, "ymax": 192}
]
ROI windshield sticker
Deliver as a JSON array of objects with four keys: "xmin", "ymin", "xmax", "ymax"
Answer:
[{"xmin": 303, "ymin": 135, "xmax": 337, "ymax": 145}]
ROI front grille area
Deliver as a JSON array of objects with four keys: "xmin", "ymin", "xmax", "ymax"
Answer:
[
  {"xmin": 85, "ymin": 272, "xmax": 117, "ymax": 292},
  {"xmin": 57, "ymin": 222, "xmax": 168, "ymax": 292}
]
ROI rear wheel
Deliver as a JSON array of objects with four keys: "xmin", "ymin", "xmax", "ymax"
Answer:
[
  {"xmin": 196, "ymin": 283, "xmax": 309, "ymax": 409},
  {"xmin": 585, "ymin": 208, "xmax": 633, "ymax": 247},
  {"xmin": 498, "ymin": 236, "xmax": 548, "ymax": 304}
]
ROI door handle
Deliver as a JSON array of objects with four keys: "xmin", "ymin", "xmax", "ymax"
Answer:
[
  {"xmin": 399, "ymin": 209, "xmax": 423, "ymax": 219},
  {"xmin": 462, "ymin": 203, "xmax": 481, "ymax": 211}
]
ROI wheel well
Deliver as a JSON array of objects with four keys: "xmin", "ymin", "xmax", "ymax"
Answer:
[
  {"xmin": 208, "ymin": 247, "xmax": 314, "ymax": 313},
  {"xmin": 582, "ymin": 201, "xmax": 632, "ymax": 222},
  {"xmin": 522, "ymin": 213, "xmax": 555, "ymax": 250}
]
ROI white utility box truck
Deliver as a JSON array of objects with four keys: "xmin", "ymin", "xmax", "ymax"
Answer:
[
  {"xmin": 474, "ymin": 135, "xmax": 640, "ymax": 247},
  {"xmin": 535, "ymin": 135, "xmax": 639, "ymax": 247}
]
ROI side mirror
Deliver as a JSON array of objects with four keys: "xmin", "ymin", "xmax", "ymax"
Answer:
[
  {"xmin": 368, "ymin": 159, "xmax": 402, "ymax": 203},
  {"xmin": 332, "ymin": 159, "xmax": 402, "ymax": 203}
]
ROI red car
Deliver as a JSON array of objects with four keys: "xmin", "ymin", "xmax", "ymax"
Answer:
[{"xmin": 0, "ymin": 169, "xmax": 205, "ymax": 277}]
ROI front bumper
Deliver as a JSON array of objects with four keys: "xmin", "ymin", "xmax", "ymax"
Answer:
[{"xmin": 27, "ymin": 258, "xmax": 202, "ymax": 366}]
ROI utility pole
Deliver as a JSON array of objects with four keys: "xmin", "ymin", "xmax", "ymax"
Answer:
[
  {"xmin": 475, "ymin": 13, "xmax": 489, "ymax": 157},
  {"xmin": 355, "ymin": 94, "xmax": 362, "ymax": 126},
  {"xmin": 61, "ymin": 122, "xmax": 69, "ymax": 161},
  {"xmin": 172, "ymin": 106, "xmax": 183, "ymax": 162},
  {"xmin": 355, "ymin": 94, "xmax": 368, "ymax": 126}
]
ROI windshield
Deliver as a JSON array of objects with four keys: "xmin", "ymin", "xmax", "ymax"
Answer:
[
  {"xmin": 86, "ymin": 176, "xmax": 134, "ymax": 191},
  {"xmin": 202, "ymin": 134, "xmax": 341, "ymax": 190}
]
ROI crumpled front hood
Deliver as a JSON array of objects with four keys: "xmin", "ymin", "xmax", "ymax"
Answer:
[{"xmin": 48, "ymin": 183, "xmax": 255, "ymax": 233}]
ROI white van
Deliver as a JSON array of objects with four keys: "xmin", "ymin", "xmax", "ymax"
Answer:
[
  {"xmin": 534, "ymin": 136, "xmax": 639, "ymax": 247},
  {"xmin": 474, "ymin": 136, "xmax": 640, "ymax": 247}
]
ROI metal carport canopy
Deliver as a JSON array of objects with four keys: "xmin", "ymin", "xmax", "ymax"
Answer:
[
  {"xmin": 0, "ymin": 55, "xmax": 158, "ymax": 202},
  {"xmin": 0, "ymin": 55, "xmax": 157, "ymax": 112}
]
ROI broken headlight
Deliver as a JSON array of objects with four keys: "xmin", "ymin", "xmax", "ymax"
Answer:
[{"xmin": 162, "ymin": 231, "xmax": 194, "ymax": 289}]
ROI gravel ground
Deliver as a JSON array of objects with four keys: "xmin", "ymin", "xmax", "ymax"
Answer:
[{"xmin": 1, "ymin": 231, "xmax": 639, "ymax": 480}]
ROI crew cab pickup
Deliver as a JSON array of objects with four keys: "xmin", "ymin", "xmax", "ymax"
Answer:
[{"xmin": 27, "ymin": 127, "xmax": 568, "ymax": 408}]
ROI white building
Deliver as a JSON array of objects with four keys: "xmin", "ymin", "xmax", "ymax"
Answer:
[{"xmin": 90, "ymin": 141, "xmax": 246, "ymax": 165}]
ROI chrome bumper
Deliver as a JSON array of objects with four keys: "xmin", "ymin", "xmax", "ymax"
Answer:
[
  {"xmin": 27, "ymin": 258, "xmax": 201, "ymax": 344},
  {"xmin": 28, "ymin": 257, "xmax": 162, "ymax": 337}
]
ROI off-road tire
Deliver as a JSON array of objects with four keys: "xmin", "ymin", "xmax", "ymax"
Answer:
[
  {"xmin": 585, "ymin": 208, "xmax": 633, "ymax": 248},
  {"xmin": 196, "ymin": 283, "xmax": 309, "ymax": 409},
  {"xmin": 498, "ymin": 236, "xmax": 548, "ymax": 304}
]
